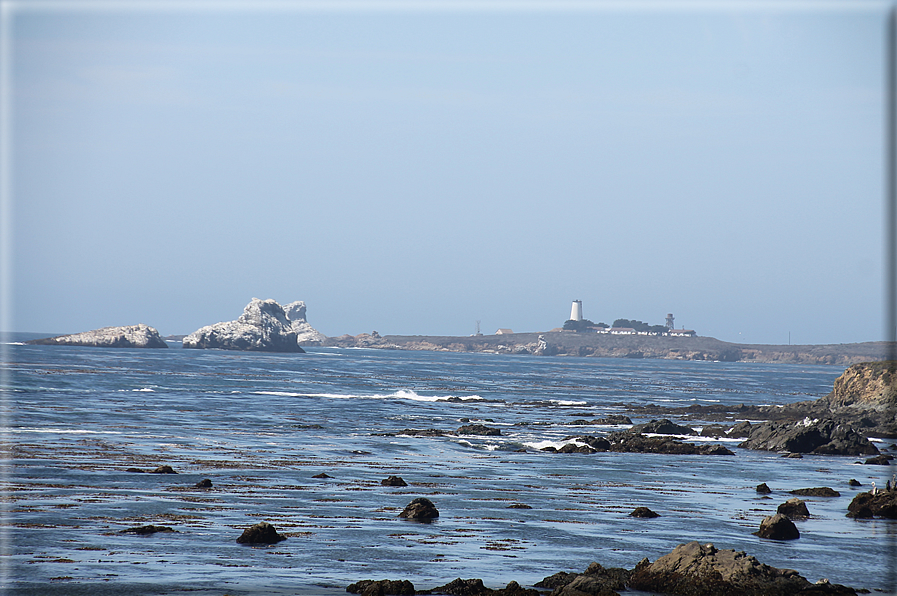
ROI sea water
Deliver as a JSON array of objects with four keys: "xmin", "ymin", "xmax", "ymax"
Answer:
[{"xmin": 4, "ymin": 342, "xmax": 896, "ymax": 595}]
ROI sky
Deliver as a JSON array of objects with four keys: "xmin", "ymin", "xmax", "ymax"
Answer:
[{"xmin": 2, "ymin": 0, "xmax": 893, "ymax": 345}]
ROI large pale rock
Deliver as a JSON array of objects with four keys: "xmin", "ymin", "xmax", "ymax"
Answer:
[
  {"xmin": 26, "ymin": 324, "xmax": 167, "ymax": 348},
  {"xmin": 183, "ymin": 299, "xmax": 305, "ymax": 353},
  {"xmin": 628, "ymin": 541, "xmax": 855, "ymax": 595},
  {"xmin": 282, "ymin": 300, "xmax": 327, "ymax": 345}
]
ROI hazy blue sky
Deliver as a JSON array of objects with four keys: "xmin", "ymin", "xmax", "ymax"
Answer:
[{"xmin": 4, "ymin": 1, "xmax": 892, "ymax": 345}]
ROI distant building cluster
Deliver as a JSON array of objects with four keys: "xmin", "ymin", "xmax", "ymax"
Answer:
[{"xmin": 565, "ymin": 301, "xmax": 696, "ymax": 337}]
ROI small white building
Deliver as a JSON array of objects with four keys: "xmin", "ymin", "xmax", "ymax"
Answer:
[
  {"xmin": 609, "ymin": 327, "xmax": 636, "ymax": 335},
  {"xmin": 668, "ymin": 328, "xmax": 696, "ymax": 337},
  {"xmin": 495, "ymin": 329, "xmax": 514, "ymax": 335}
]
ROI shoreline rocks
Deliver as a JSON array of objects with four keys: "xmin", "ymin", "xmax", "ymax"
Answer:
[
  {"xmin": 183, "ymin": 298, "xmax": 306, "ymax": 352},
  {"xmin": 26, "ymin": 324, "xmax": 168, "ymax": 348},
  {"xmin": 739, "ymin": 418, "xmax": 880, "ymax": 456}
]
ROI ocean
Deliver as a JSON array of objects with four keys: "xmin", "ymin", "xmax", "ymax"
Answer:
[{"xmin": 4, "ymin": 341, "xmax": 895, "ymax": 595}]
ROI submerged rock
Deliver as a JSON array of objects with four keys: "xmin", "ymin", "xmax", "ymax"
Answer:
[
  {"xmin": 756, "ymin": 483, "xmax": 772, "ymax": 494},
  {"xmin": 790, "ymin": 487, "xmax": 840, "ymax": 497},
  {"xmin": 235, "ymin": 521, "xmax": 286, "ymax": 544},
  {"xmin": 194, "ymin": 479, "xmax": 213, "ymax": 488},
  {"xmin": 381, "ymin": 475, "xmax": 407, "ymax": 487},
  {"xmin": 120, "ymin": 525, "xmax": 175, "ymax": 534},
  {"xmin": 27, "ymin": 324, "xmax": 168, "ymax": 348},
  {"xmin": 150, "ymin": 465, "xmax": 177, "ymax": 474},
  {"xmin": 630, "ymin": 506, "xmax": 659, "ymax": 518},
  {"xmin": 398, "ymin": 497, "xmax": 439, "ymax": 521},
  {"xmin": 183, "ymin": 298, "xmax": 305, "ymax": 352},
  {"xmin": 755, "ymin": 513, "xmax": 800, "ymax": 540}
]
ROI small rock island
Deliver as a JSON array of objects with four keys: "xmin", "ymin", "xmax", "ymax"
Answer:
[
  {"xmin": 182, "ymin": 298, "xmax": 323, "ymax": 352},
  {"xmin": 26, "ymin": 324, "xmax": 168, "ymax": 348}
]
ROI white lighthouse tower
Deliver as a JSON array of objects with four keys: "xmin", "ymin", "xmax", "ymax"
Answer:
[{"xmin": 570, "ymin": 300, "xmax": 583, "ymax": 322}]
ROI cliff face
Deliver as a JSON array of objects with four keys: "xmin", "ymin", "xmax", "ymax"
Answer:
[
  {"xmin": 824, "ymin": 361, "xmax": 897, "ymax": 410},
  {"xmin": 26, "ymin": 324, "xmax": 168, "ymax": 348},
  {"xmin": 183, "ymin": 298, "xmax": 305, "ymax": 352},
  {"xmin": 282, "ymin": 301, "xmax": 327, "ymax": 345}
]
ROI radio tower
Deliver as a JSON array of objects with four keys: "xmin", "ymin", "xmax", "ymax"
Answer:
[{"xmin": 666, "ymin": 313, "xmax": 675, "ymax": 330}]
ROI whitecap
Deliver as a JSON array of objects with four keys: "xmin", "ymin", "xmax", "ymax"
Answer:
[
  {"xmin": 132, "ymin": 388, "xmax": 154, "ymax": 392},
  {"xmin": 550, "ymin": 400, "xmax": 587, "ymax": 406},
  {"xmin": 523, "ymin": 439, "xmax": 584, "ymax": 451}
]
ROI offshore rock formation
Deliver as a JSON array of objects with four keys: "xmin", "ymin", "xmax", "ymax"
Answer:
[
  {"xmin": 26, "ymin": 324, "xmax": 168, "ymax": 348},
  {"xmin": 282, "ymin": 300, "xmax": 327, "ymax": 345},
  {"xmin": 183, "ymin": 298, "xmax": 308, "ymax": 352},
  {"xmin": 739, "ymin": 417, "xmax": 880, "ymax": 456}
]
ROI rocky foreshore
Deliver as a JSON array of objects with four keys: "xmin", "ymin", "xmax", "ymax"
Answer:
[
  {"xmin": 346, "ymin": 541, "xmax": 859, "ymax": 595},
  {"xmin": 25, "ymin": 324, "xmax": 168, "ymax": 348}
]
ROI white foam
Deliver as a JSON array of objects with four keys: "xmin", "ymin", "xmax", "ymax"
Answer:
[
  {"xmin": 12, "ymin": 428, "xmax": 123, "ymax": 435},
  {"xmin": 132, "ymin": 388, "xmax": 154, "ymax": 392},
  {"xmin": 250, "ymin": 389, "xmax": 484, "ymax": 402},
  {"xmin": 524, "ymin": 439, "xmax": 584, "ymax": 450},
  {"xmin": 550, "ymin": 400, "xmax": 587, "ymax": 406}
]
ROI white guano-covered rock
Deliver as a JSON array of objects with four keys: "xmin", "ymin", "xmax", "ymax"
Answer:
[
  {"xmin": 183, "ymin": 298, "xmax": 305, "ymax": 352},
  {"xmin": 26, "ymin": 324, "xmax": 168, "ymax": 348},
  {"xmin": 282, "ymin": 301, "xmax": 327, "ymax": 345}
]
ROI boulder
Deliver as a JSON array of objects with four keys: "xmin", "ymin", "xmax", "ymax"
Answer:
[
  {"xmin": 150, "ymin": 465, "xmax": 177, "ymax": 474},
  {"xmin": 629, "ymin": 419, "xmax": 696, "ymax": 436},
  {"xmin": 847, "ymin": 489, "xmax": 897, "ymax": 519},
  {"xmin": 848, "ymin": 479, "xmax": 862, "ymax": 487},
  {"xmin": 739, "ymin": 418, "xmax": 879, "ymax": 456},
  {"xmin": 312, "ymin": 472, "xmax": 332, "ymax": 479},
  {"xmin": 777, "ymin": 498, "xmax": 810, "ymax": 519},
  {"xmin": 727, "ymin": 421, "xmax": 754, "ymax": 438},
  {"xmin": 183, "ymin": 298, "xmax": 305, "ymax": 352},
  {"xmin": 235, "ymin": 521, "xmax": 286, "ymax": 544},
  {"xmin": 282, "ymin": 300, "xmax": 327, "ymax": 345},
  {"xmin": 398, "ymin": 497, "xmax": 439, "ymax": 521},
  {"xmin": 756, "ymin": 483, "xmax": 772, "ymax": 494},
  {"xmin": 545, "ymin": 562, "xmax": 629, "ymax": 596},
  {"xmin": 194, "ymin": 479, "xmax": 213, "ymax": 488},
  {"xmin": 457, "ymin": 424, "xmax": 501, "ymax": 436},
  {"xmin": 26, "ymin": 324, "xmax": 168, "ymax": 348},
  {"xmin": 630, "ymin": 507, "xmax": 659, "ymax": 518},
  {"xmin": 346, "ymin": 579, "xmax": 416, "ymax": 595},
  {"xmin": 628, "ymin": 541, "xmax": 858, "ymax": 595},
  {"xmin": 864, "ymin": 454, "xmax": 892, "ymax": 465},
  {"xmin": 755, "ymin": 514, "xmax": 800, "ymax": 540},
  {"xmin": 382, "ymin": 475, "xmax": 407, "ymax": 487}
]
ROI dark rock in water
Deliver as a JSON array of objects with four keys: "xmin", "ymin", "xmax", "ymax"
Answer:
[
  {"xmin": 777, "ymin": 498, "xmax": 810, "ymax": 519},
  {"xmin": 535, "ymin": 562, "xmax": 629, "ymax": 596},
  {"xmin": 629, "ymin": 541, "xmax": 859, "ymax": 595},
  {"xmin": 457, "ymin": 424, "xmax": 501, "ymax": 436},
  {"xmin": 740, "ymin": 418, "xmax": 879, "ymax": 456},
  {"xmin": 756, "ymin": 483, "xmax": 772, "ymax": 494},
  {"xmin": 755, "ymin": 513, "xmax": 800, "ymax": 540},
  {"xmin": 381, "ymin": 475, "xmax": 407, "ymax": 487},
  {"xmin": 629, "ymin": 419, "xmax": 696, "ymax": 436},
  {"xmin": 346, "ymin": 579, "xmax": 415, "ymax": 595},
  {"xmin": 847, "ymin": 489, "xmax": 897, "ymax": 519},
  {"xmin": 26, "ymin": 324, "xmax": 168, "ymax": 348},
  {"xmin": 399, "ymin": 497, "xmax": 439, "ymax": 521},
  {"xmin": 782, "ymin": 453, "xmax": 803, "ymax": 458},
  {"xmin": 533, "ymin": 571, "xmax": 577, "ymax": 590},
  {"xmin": 699, "ymin": 424, "xmax": 728, "ymax": 437},
  {"xmin": 630, "ymin": 506, "xmax": 659, "ymax": 518},
  {"xmin": 121, "ymin": 525, "xmax": 175, "ymax": 535},
  {"xmin": 506, "ymin": 503, "xmax": 532, "ymax": 509},
  {"xmin": 194, "ymin": 479, "xmax": 212, "ymax": 488},
  {"xmin": 312, "ymin": 472, "xmax": 332, "ymax": 479},
  {"xmin": 183, "ymin": 298, "xmax": 306, "ymax": 352},
  {"xmin": 235, "ymin": 521, "xmax": 286, "ymax": 544},
  {"xmin": 421, "ymin": 577, "xmax": 540, "ymax": 596},
  {"xmin": 727, "ymin": 420, "xmax": 754, "ymax": 438},
  {"xmin": 570, "ymin": 414, "xmax": 633, "ymax": 426},
  {"xmin": 151, "ymin": 465, "xmax": 176, "ymax": 474},
  {"xmin": 397, "ymin": 428, "xmax": 449, "ymax": 437},
  {"xmin": 602, "ymin": 431, "xmax": 734, "ymax": 456},
  {"xmin": 790, "ymin": 487, "xmax": 840, "ymax": 497},
  {"xmin": 864, "ymin": 454, "xmax": 893, "ymax": 465},
  {"xmin": 125, "ymin": 467, "xmax": 145, "ymax": 473},
  {"xmin": 848, "ymin": 478, "xmax": 862, "ymax": 487}
]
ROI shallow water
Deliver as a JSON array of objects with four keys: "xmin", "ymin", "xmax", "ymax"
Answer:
[{"xmin": 5, "ymin": 345, "xmax": 896, "ymax": 595}]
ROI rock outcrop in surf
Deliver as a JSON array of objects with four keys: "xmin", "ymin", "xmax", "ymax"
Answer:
[
  {"xmin": 183, "ymin": 298, "xmax": 310, "ymax": 352},
  {"xmin": 26, "ymin": 324, "xmax": 168, "ymax": 348}
]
